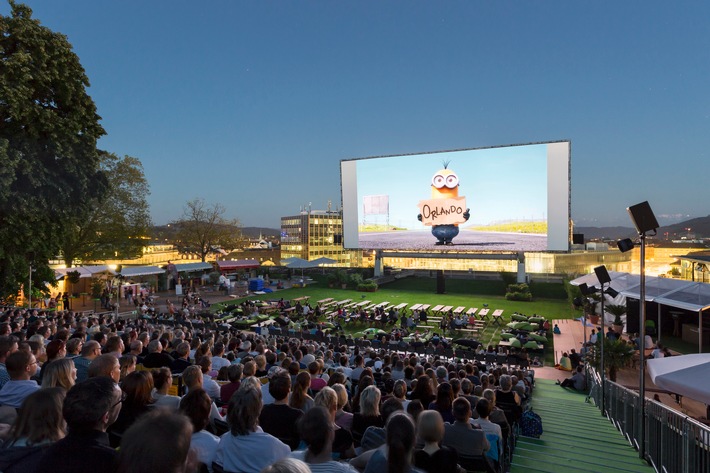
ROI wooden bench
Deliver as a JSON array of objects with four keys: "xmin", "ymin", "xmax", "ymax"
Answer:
[
  {"xmin": 292, "ymin": 296, "xmax": 310, "ymax": 303},
  {"xmin": 431, "ymin": 305, "xmax": 445, "ymax": 314},
  {"xmin": 317, "ymin": 298, "xmax": 333, "ymax": 305},
  {"xmin": 457, "ymin": 328, "xmax": 480, "ymax": 335},
  {"xmin": 491, "ymin": 309, "xmax": 504, "ymax": 326},
  {"xmin": 478, "ymin": 308, "xmax": 491, "ymax": 320},
  {"xmin": 499, "ymin": 340, "xmax": 543, "ymax": 350},
  {"xmin": 453, "ymin": 306, "xmax": 466, "ymax": 315}
]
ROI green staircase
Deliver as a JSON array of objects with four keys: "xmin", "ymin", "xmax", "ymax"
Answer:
[{"xmin": 510, "ymin": 379, "xmax": 654, "ymax": 473}]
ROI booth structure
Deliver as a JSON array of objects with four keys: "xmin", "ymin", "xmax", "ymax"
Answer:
[{"xmin": 571, "ymin": 271, "xmax": 710, "ymax": 352}]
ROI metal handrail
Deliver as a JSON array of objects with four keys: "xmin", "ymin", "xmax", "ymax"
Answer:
[{"xmin": 586, "ymin": 365, "xmax": 710, "ymax": 473}]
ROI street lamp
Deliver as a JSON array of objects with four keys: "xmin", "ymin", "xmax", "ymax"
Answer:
[
  {"xmin": 618, "ymin": 200, "xmax": 659, "ymax": 461},
  {"xmin": 580, "ymin": 267, "xmax": 617, "ymax": 416}
]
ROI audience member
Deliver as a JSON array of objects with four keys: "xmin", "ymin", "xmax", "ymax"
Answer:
[
  {"xmin": 290, "ymin": 406, "xmax": 358, "ymax": 472},
  {"xmin": 214, "ymin": 386, "xmax": 290, "ymax": 472},
  {"xmin": 73, "ymin": 341, "xmax": 101, "ymax": 382},
  {"xmin": 37, "ymin": 377, "xmax": 123, "ymax": 473},
  {"xmin": 108, "ymin": 370, "xmax": 155, "ymax": 447},
  {"xmin": 87, "ymin": 354, "xmax": 120, "ymax": 383},
  {"xmin": 259, "ymin": 369, "xmax": 303, "ymax": 450},
  {"xmin": 40, "ymin": 358, "xmax": 76, "ymax": 391},
  {"xmin": 442, "ymin": 398, "xmax": 490, "ymax": 458},
  {"xmin": 414, "ymin": 410, "xmax": 461, "ymax": 473},
  {"xmin": 0, "ymin": 351, "xmax": 40, "ymax": 408},
  {"xmin": 180, "ymin": 388, "xmax": 220, "ymax": 472},
  {"xmin": 115, "ymin": 410, "xmax": 195, "ymax": 473},
  {"xmin": 152, "ymin": 367, "xmax": 181, "ymax": 411}
]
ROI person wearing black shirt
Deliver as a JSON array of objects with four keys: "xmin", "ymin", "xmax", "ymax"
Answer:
[{"xmin": 258, "ymin": 369, "xmax": 303, "ymax": 450}]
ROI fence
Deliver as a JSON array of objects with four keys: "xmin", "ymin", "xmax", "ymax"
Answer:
[{"xmin": 587, "ymin": 366, "xmax": 710, "ymax": 473}]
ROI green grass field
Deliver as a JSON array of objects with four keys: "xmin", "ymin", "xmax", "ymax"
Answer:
[
  {"xmin": 465, "ymin": 220, "xmax": 547, "ymax": 234},
  {"xmin": 212, "ymin": 276, "xmax": 579, "ymax": 365}
]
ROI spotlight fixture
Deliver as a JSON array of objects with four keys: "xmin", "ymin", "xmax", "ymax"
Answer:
[{"xmin": 617, "ymin": 238, "xmax": 634, "ymax": 253}]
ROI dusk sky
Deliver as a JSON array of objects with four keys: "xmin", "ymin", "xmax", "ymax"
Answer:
[{"xmin": 4, "ymin": 1, "xmax": 709, "ymax": 229}]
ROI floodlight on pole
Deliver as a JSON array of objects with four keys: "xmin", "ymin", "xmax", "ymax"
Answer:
[
  {"xmin": 625, "ymin": 201, "xmax": 658, "ymax": 461},
  {"xmin": 593, "ymin": 264, "xmax": 612, "ymax": 416}
]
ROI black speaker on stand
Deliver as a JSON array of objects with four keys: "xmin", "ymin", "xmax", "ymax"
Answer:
[
  {"xmin": 627, "ymin": 201, "xmax": 659, "ymax": 235},
  {"xmin": 436, "ymin": 270, "xmax": 446, "ymax": 294}
]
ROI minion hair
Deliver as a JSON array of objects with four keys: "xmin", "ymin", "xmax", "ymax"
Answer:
[{"xmin": 442, "ymin": 160, "xmax": 450, "ymax": 169}]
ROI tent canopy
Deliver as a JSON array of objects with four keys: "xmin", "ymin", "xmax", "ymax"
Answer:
[
  {"xmin": 174, "ymin": 262, "xmax": 213, "ymax": 273},
  {"xmin": 647, "ymin": 354, "xmax": 710, "ymax": 405},
  {"xmin": 217, "ymin": 259, "xmax": 260, "ymax": 271},
  {"xmin": 571, "ymin": 271, "xmax": 710, "ymax": 312},
  {"xmin": 119, "ymin": 266, "xmax": 164, "ymax": 277},
  {"xmin": 54, "ymin": 265, "xmax": 115, "ymax": 280}
]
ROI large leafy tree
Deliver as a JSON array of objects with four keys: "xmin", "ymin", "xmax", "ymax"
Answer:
[
  {"xmin": 0, "ymin": 2, "xmax": 106, "ymax": 301},
  {"xmin": 172, "ymin": 199, "xmax": 241, "ymax": 262},
  {"xmin": 60, "ymin": 151, "xmax": 152, "ymax": 267}
]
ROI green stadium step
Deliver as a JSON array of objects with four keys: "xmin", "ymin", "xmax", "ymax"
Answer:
[
  {"xmin": 516, "ymin": 437, "xmax": 635, "ymax": 457},
  {"xmin": 509, "ymin": 379, "xmax": 654, "ymax": 473},
  {"xmin": 512, "ymin": 445, "xmax": 651, "ymax": 471}
]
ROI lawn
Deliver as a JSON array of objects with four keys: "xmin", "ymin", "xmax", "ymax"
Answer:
[{"xmin": 212, "ymin": 276, "xmax": 579, "ymax": 365}]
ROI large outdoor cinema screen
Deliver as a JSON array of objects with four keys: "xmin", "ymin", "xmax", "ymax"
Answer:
[{"xmin": 341, "ymin": 141, "xmax": 570, "ymax": 252}]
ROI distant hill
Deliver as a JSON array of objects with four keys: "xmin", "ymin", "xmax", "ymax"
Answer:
[
  {"xmin": 576, "ymin": 215, "xmax": 710, "ymax": 242},
  {"xmin": 574, "ymin": 226, "xmax": 636, "ymax": 241},
  {"xmin": 658, "ymin": 215, "xmax": 710, "ymax": 238}
]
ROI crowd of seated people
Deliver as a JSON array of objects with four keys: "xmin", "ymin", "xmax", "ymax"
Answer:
[{"xmin": 0, "ymin": 304, "xmax": 536, "ymax": 472}]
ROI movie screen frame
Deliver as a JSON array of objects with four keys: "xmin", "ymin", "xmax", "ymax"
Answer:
[{"xmin": 341, "ymin": 141, "xmax": 570, "ymax": 252}]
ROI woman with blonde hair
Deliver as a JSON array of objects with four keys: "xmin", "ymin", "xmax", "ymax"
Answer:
[
  {"xmin": 332, "ymin": 383, "xmax": 353, "ymax": 431},
  {"xmin": 40, "ymin": 358, "xmax": 76, "ymax": 391},
  {"xmin": 414, "ymin": 410, "xmax": 461, "ymax": 473},
  {"xmin": 351, "ymin": 385, "xmax": 383, "ymax": 447},
  {"xmin": 314, "ymin": 387, "xmax": 356, "ymax": 459},
  {"xmin": 6, "ymin": 387, "xmax": 66, "ymax": 447}
]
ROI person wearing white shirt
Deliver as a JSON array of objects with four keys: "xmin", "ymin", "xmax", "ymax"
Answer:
[
  {"xmin": 211, "ymin": 343, "xmax": 230, "ymax": 371},
  {"xmin": 214, "ymin": 387, "xmax": 290, "ymax": 473},
  {"xmin": 180, "ymin": 388, "xmax": 221, "ymax": 473},
  {"xmin": 199, "ymin": 357, "xmax": 222, "ymax": 402}
]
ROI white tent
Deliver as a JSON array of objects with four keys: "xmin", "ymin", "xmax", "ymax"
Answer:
[
  {"xmin": 571, "ymin": 271, "xmax": 710, "ymax": 352},
  {"xmin": 647, "ymin": 354, "xmax": 710, "ymax": 405}
]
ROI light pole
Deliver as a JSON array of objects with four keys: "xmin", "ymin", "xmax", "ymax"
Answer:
[
  {"xmin": 28, "ymin": 263, "xmax": 32, "ymax": 309},
  {"xmin": 619, "ymin": 201, "xmax": 659, "ymax": 461},
  {"xmin": 593, "ymin": 265, "xmax": 616, "ymax": 416}
]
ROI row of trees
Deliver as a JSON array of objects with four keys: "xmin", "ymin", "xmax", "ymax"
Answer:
[{"xmin": 1, "ymin": 3, "xmax": 240, "ymax": 303}]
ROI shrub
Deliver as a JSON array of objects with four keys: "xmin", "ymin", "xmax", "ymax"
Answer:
[
  {"xmin": 349, "ymin": 273, "xmax": 364, "ymax": 287},
  {"xmin": 505, "ymin": 282, "xmax": 532, "ymax": 301},
  {"xmin": 357, "ymin": 280, "xmax": 378, "ymax": 292}
]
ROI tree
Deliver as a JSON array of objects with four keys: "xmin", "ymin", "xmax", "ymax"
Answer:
[
  {"xmin": 59, "ymin": 151, "xmax": 152, "ymax": 267},
  {"xmin": 0, "ymin": 2, "xmax": 107, "ymax": 302},
  {"xmin": 172, "ymin": 199, "xmax": 241, "ymax": 262},
  {"xmin": 587, "ymin": 337, "xmax": 635, "ymax": 382}
]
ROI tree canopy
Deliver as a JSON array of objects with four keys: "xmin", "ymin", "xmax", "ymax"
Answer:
[
  {"xmin": 0, "ymin": 2, "xmax": 106, "ymax": 301},
  {"xmin": 172, "ymin": 199, "xmax": 241, "ymax": 262},
  {"xmin": 60, "ymin": 151, "xmax": 152, "ymax": 267}
]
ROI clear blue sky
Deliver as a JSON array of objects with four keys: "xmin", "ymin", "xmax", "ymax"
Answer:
[{"xmin": 4, "ymin": 1, "xmax": 709, "ymax": 228}]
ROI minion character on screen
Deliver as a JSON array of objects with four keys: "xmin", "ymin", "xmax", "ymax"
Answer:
[{"xmin": 417, "ymin": 162, "xmax": 470, "ymax": 245}]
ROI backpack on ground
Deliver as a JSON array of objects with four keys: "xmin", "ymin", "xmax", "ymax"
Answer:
[{"xmin": 519, "ymin": 409, "xmax": 543, "ymax": 438}]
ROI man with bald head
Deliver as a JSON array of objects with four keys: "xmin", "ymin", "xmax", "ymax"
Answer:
[
  {"xmin": 88, "ymin": 354, "xmax": 121, "ymax": 383},
  {"xmin": 74, "ymin": 340, "xmax": 102, "ymax": 382}
]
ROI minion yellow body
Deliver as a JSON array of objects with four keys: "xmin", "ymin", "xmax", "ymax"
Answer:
[{"xmin": 418, "ymin": 165, "xmax": 470, "ymax": 245}]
